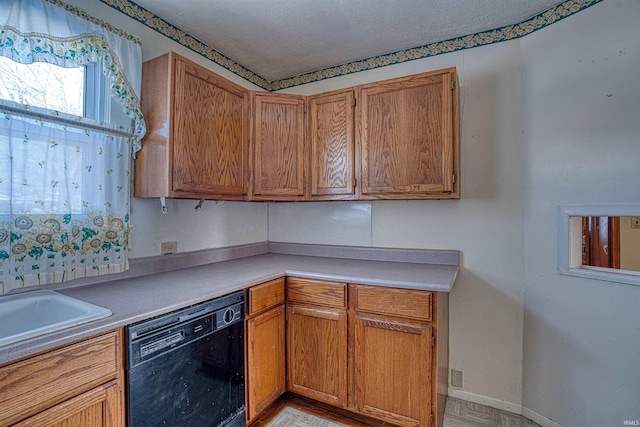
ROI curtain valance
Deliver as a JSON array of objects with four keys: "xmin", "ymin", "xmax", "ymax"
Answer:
[{"xmin": 0, "ymin": 0, "xmax": 146, "ymax": 152}]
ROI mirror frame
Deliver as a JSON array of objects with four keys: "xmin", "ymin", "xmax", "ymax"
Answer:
[{"xmin": 559, "ymin": 205, "xmax": 640, "ymax": 287}]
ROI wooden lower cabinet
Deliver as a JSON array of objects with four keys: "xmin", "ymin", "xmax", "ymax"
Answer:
[
  {"xmin": 285, "ymin": 278, "xmax": 348, "ymax": 408},
  {"xmin": 0, "ymin": 330, "xmax": 124, "ymax": 427},
  {"xmin": 246, "ymin": 305, "xmax": 286, "ymax": 423},
  {"xmin": 286, "ymin": 305, "xmax": 348, "ymax": 408},
  {"xmin": 11, "ymin": 380, "xmax": 121, "ymax": 427},
  {"xmin": 245, "ymin": 278, "xmax": 287, "ymax": 424},
  {"xmin": 354, "ymin": 315, "xmax": 432, "ymax": 427},
  {"xmin": 284, "ymin": 278, "xmax": 448, "ymax": 427}
]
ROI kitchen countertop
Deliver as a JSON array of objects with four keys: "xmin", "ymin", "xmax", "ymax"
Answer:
[{"xmin": 0, "ymin": 244, "xmax": 459, "ymax": 365}]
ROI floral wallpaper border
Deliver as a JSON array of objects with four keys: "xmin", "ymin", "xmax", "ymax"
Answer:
[{"xmin": 99, "ymin": 0, "xmax": 604, "ymax": 92}]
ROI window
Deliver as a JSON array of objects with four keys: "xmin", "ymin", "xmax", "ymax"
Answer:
[
  {"xmin": 559, "ymin": 205, "xmax": 640, "ymax": 287},
  {"xmin": 0, "ymin": 0, "xmax": 145, "ymax": 294},
  {"xmin": 0, "ymin": 56, "xmax": 131, "ymax": 127},
  {"xmin": 0, "ymin": 56, "xmax": 84, "ymax": 115}
]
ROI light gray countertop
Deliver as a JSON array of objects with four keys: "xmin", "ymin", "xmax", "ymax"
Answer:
[{"xmin": 0, "ymin": 245, "xmax": 459, "ymax": 365}]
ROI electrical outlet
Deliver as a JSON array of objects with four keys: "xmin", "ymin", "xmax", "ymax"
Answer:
[
  {"xmin": 631, "ymin": 217, "xmax": 640, "ymax": 230},
  {"xmin": 161, "ymin": 241, "xmax": 177, "ymax": 255},
  {"xmin": 451, "ymin": 369, "xmax": 463, "ymax": 388}
]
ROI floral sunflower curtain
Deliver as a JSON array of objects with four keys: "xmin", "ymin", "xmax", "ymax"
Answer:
[{"xmin": 0, "ymin": 0, "xmax": 145, "ymax": 294}]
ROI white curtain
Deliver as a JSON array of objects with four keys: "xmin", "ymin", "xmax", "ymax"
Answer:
[{"xmin": 0, "ymin": 0, "xmax": 145, "ymax": 293}]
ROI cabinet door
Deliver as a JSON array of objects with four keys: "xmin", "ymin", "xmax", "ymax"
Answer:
[
  {"xmin": 358, "ymin": 69, "xmax": 456, "ymax": 199},
  {"xmin": 0, "ymin": 331, "xmax": 120, "ymax": 427},
  {"xmin": 252, "ymin": 93, "xmax": 306, "ymax": 200},
  {"xmin": 354, "ymin": 315, "xmax": 432, "ymax": 427},
  {"xmin": 246, "ymin": 305, "xmax": 286, "ymax": 423},
  {"xmin": 309, "ymin": 89, "xmax": 356, "ymax": 200},
  {"xmin": 172, "ymin": 55, "xmax": 249, "ymax": 197},
  {"xmin": 287, "ymin": 305, "xmax": 347, "ymax": 408},
  {"xmin": 11, "ymin": 380, "xmax": 122, "ymax": 427}
]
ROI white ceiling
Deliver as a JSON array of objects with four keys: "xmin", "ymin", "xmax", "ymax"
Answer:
[{"xmin": 132, "ymin": 0, "xmax": 566, "ymax": 82}]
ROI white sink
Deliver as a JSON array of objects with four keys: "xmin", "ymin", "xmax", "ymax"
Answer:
[{"xmin": 0, "ymin": 290, "xmax": 112, "ymax": 347}]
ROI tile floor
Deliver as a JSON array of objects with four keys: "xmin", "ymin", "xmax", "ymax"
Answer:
[
  {"xmin": 265, "ymin": 398, "xmax": 542, "ymax": 427},
  {"xmin": 444, "ymin": 398, "xmax": 541, "ymax": 427}
]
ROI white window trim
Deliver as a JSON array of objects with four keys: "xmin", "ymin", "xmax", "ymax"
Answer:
[
  {"xmin": 84, "ymin": 60, "xmax": 108, "ymax": 122},
  {"xmin": 558, "ymin": 205, "xmax": 640, "ymax": 287}
]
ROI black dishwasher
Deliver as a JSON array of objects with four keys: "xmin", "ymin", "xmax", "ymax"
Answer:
[{"xmin": 126, "ymin": 291, "xmax": 245, "ymax": 427}]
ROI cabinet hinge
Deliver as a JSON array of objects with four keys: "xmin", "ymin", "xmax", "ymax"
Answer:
[
  {"xmin": 430, "ymin": 412, "xmax": 434, "ymax": 424},
  {"xmin": 451, "ymin": 80, "xmax": 455, "ymax": 90},
  {"xmin": 352, "ymin": 98, "xmax": 357, "ymax": 108},
  {"xmin": 304, "ymin": 104, "xmax": 308, "ymax": 113},
  {"xmin": 431, "ymin": 335, "xmax": 435, "ymax": 347},
  {"xmin": 354, "ymin": 178, "xmax": 357, "ymax": 188},
  {"xmin": 452, "ymin": 173, "xmax": 456, "ymax": 184},
  {"xmin": 303, "ymin": 179, "xmax": 307, "ymax": 190}
]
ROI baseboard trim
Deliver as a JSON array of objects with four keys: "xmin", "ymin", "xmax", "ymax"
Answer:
[
  {"xmin": 521, "ymin": 407, "xmax": 564, "ymax": 427},
  {"xmin": 447, "ymin": 389, "xmax": 523, "ymax": 415}
]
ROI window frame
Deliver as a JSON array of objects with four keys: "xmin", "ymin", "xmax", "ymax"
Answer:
[
  {"xmin": 559, "ymin": 205, "xmax": 640, "ymax": 287},
  {"xmin": 84, "ymin": 60, "xmax": 109, "ymax": 122}
]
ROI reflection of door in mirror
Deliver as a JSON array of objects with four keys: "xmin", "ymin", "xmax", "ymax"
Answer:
[{"xmin": 582, "ymin": 217, "xmax": 620, "ymax": 268}]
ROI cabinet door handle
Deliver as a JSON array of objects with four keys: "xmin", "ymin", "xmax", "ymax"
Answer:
[{"xmin": 603, "ymin": 244, "xmax": 608, "ymax": 255}]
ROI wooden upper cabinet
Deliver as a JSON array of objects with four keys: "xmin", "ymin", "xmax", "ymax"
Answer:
[
  {"xmin": 358, "ymin": 68, "xmax": 458, "ymax": 199},
  {"xmin": 135, "ymin": 51, "xmax": 249, "ymax": 200},
  {"xmin": 308, "ymin": 89, "xmax": 356, "ymax": 200},
  {"xmin": 251, "ymin": 93, "xmax": 306, "ymax": 200},
  {"xmin": 135, "ymin": 57, "xmax": 458, "ymax": 202}
]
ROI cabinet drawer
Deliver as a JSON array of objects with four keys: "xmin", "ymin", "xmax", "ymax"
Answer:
[
  {"xmin": 0, "ymin": 331, "xmax": 120, "ymax": 427},
  {"xmin": 354, "ymin": 285, "xmax": 433, "ymax": 322},
  {"xmin": 248, "ymin": 277, "xmax": 285, "ymax": 316},
  {"xmin": 286, "ymin": 277, "xmax": 346, "ymax": 308}
]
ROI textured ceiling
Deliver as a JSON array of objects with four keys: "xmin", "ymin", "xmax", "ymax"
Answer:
[{"xmin": 131, "ymin": 0, "xmax": 566, "ymax": 82}]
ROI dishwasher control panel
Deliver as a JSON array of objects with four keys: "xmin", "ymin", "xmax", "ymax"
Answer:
[{"xmin": 126, "ymin": 290, "xmax": 244, "ymax": 368}]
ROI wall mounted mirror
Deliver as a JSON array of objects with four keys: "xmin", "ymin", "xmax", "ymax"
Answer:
[{"xmin": 559, "ymin": 206, "xmax": 640, "ymax": 286}]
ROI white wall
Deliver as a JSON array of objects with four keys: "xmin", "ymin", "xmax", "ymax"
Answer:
[
  {"xmin": 273, "ymin": 40, "xmax": 527, "ymax": 411},
  {"xmin": 66, "ymin": 0, "xmax": 269, "ymax": 258},
  {"xmin": 520, "ymin": 1, "xmax": 640, "ymax": 426}
]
